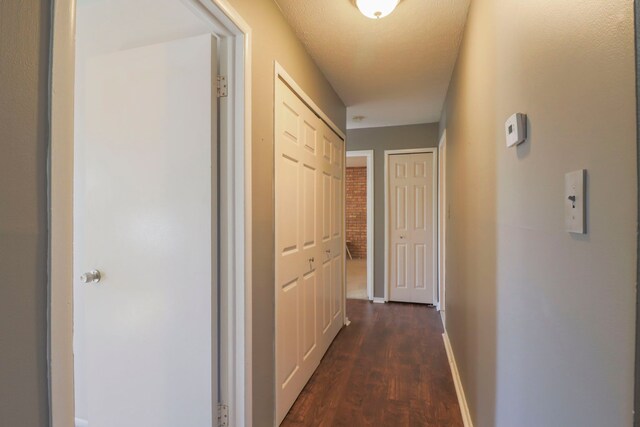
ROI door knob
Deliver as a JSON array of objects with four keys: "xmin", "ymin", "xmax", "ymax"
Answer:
[
  {"xmin": 400, "ymin": 235, "xmax": 406, "ymax": 239},
  {"xmin": 80, "ymin": 269, "xmax": 101, "ymax": 284}
]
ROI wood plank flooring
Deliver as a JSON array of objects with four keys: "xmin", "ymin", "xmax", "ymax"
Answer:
[{"xmin": 281, "ymin": 299, "xmax": 463, "ymax": 427}]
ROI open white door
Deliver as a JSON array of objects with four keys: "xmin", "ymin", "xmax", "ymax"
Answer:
[
  {"xmin": 73, "ymin": 34, "xmax": 218, "ymax": 426},
  {"xmin": 387, "ymin": 151, "xmax": 437, "ymax": 304}
]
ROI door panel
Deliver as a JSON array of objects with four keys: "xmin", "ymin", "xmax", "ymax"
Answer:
[
  {"xmin": 275, "ymin": 79, "xmax": 344, "ymax": 425},
  {"xmin": 415, "ymin": 244, "xmax": 427, "ymax": 289},
  {"xmin": 415, "ymin": 185, "xmax": 426, "ymax": 230},
  {"xmin": 281, "ymin": 157, "xmax": 300, "ymax": 253},
  {"xmin": 304, "ymin": 120, "xmax": 317, "ymax": 152},
  {"xmin": 388, "ymin": 152, "xmax": 436, "ymax": 304},
  {"xmin": 302, "ymin": 272, "xmax": 317, "ymax": 360},
  {"xmin": 396, "ymin": 185, "xmax": 408, "ymax": 230},
  {"xmin": 74, "ymin": 35, "xmax": 217, "ymax": 426},
  {"xmin": 332, "ymin": 255, "xmax": 342, "ymax": 319},
  {"xmin": 303, "ymin": 164, "xmax": 317, "ymax": 248},
  {"xmin": 322, "ymin": 173, "xmax": 331, "ymax": 241},
  {"xmin": 396, "ymin": 243, "xmax": 408, "ymax": 288},
  {"xmin": 332, "ymin": 176, "xmax": 340, "ymax": 238},
  {"xmin": 321, "ymin": 260, "xmax": 332, "ymax": 332},
  {"xmin": 279, "ymin": 279, "xmax": 299, "ymax": 387}
]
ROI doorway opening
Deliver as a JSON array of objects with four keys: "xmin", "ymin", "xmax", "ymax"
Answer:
[
  {"xmin": 346, "ymin": 150, "xmax": 374, "ymax": 301},
  {"xmin": 73, "ymin": 4, "xmax": 219, "ymax": 424},
  {"xmin": 49, "ymin": 1, "xmax": 252, "ymax": 426}
]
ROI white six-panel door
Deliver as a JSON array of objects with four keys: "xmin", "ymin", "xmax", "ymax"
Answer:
[
  {"xmin": 275, "ymin": 78, "xmax": 344, "ymax": 424},
  {"xmin": 388, "ymin": 152, "xmax": 436, "ymax": 304}
]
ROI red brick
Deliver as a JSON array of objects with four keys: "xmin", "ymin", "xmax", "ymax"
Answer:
[{"xmin": 345, "ymin": 167, "xmax": 367, "ymax": 259}]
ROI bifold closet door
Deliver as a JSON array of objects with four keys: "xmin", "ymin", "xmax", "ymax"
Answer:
[{"xmin": 275, "ymin": 78, "xmax": 344, "ymax": 424}]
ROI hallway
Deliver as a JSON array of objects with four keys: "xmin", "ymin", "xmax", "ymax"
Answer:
[
  {"xmin": 5, "ymin": 0, "xmax": 637, "ymax": 426},
  {"xmin": 281, "ymin": 300, "xmax": 462, "ymax": 426}
]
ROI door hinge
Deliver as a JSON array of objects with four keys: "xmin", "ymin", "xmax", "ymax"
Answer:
[
  {"xmin": 217, "ymin": 403, "xmax": 229, "ymax": 427},
  {"xmin": 217, "ymin": 75, "xmax": 228, "ymax": 98}
]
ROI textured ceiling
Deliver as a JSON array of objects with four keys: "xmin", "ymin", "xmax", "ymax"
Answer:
[{"xmin": 274, "ymin": 0, "xmax": 470, "ymax": 129}]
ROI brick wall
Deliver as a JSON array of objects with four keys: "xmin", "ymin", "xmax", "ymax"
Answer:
[{"xmin": 346, "ymin": 167, "xmax": 367, "ymax": 259}]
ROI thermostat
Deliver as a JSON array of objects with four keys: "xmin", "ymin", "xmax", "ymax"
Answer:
[{"xmin": 505, "ymin": 113, "xmax": 527, "ymax": 147}]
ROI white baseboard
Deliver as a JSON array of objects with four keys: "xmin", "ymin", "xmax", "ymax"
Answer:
[
  {"xmin": 372, "ymin": 297, "xmax": 386, "ymax": 304},
  {"xmin": 442, "ymin": 332, "xmax": 473, "ymax": 427}
]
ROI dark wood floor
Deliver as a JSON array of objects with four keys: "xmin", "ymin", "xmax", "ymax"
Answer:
[{"xmin": 281, "ymin": 299, "xmax": 463, "ymax": 427}]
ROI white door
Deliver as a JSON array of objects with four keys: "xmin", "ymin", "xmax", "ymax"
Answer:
[
  {"xmin": 320, "ymin": 118, "xmax": 344, "ymax": 350},
  {"xmin": 275, "ymin": 78, "xmax": 344, "ymax": 424},
  {"xmin": 388, "ymin": 152, "xmax": 436, "ymax": 304},
  {"xmin": 74, "ymin": 35, "xmax": 218, "ymax": 427}
]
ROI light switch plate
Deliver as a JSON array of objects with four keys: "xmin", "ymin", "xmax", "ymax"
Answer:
[
  {"xmin": 565, "ymin": 169, "xmax": 586, "ymax": 234},
  {"xmin": 505, "ymin": 113, "xmax": 527, "ymax": 147}
]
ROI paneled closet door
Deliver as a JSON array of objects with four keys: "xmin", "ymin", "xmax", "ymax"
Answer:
[
  {"xmin": 275, "ymin": 78, "xmax": 344, "ymax": 425},
  {"xmin": 318, "ymin": 120, "xmax": 343, "ymax": 354}
]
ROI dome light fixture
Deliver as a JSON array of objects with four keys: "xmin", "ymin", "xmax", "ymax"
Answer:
[{"xmin": 355, "ymin": 0, "xmax": 400, "ymax": 19}]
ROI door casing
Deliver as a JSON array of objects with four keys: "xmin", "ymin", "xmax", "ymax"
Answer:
[
  {"xmin": 48, "ymin": 1, "xmax": 253, "ymax": 425},
  {"xmin": 383, "ymin": 147, "xmax": 438, "ymax": 303},
  {"xmin": 438, "ymin": 131, "xmax": 447, "ymax": 324}
]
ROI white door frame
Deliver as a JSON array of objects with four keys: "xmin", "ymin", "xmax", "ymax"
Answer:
[
  {"xmin": 48, "ymin": 1, "xmax": 253, "ymax": 426},
  {"xmin": 383, "ymin": 147, "xmax": 438, "ymax": 303},
  {"xmin": 437, "ymin": 131, "xmax": 447, "ymax": 324},
  {"xmin": 346, "ymin": 150, "xmax": 374, "ymax": 301}
]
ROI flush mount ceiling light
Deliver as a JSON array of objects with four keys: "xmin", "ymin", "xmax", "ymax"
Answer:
[{"xmin": 355, "ymin": 0, "xmax": 400, "ymax": 19}]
